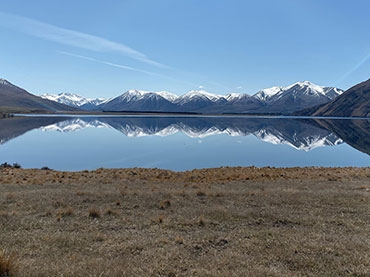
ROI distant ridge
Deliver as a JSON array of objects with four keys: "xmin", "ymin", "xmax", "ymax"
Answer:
[{"xmin": 0, "ymin": 79, "xmax": 78, "ymax": 113}]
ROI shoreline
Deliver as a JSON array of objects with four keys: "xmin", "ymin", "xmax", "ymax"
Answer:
[
  {"xmin": 12, "ymin": 111, "xmax": 370, "ymax": 119},
  {"xmin": 1, "ymin": 165, "xmax": 370, "ymax": 176}
]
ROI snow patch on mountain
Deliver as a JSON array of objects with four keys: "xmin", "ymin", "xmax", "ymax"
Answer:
[
  {"xmin": 175, "ymin": 90, "xmax": 223, "ymax": 104},
  {"xmin": 119, "ymin": 89, "xmax": 178, "ymax": 102},
  {"xmin": 224, "ymin": 93, "xmax": 244, "ymax": 101},
  {"xmin": 254, "ymin": 86, "xmax": 284, "ymax": 102}
]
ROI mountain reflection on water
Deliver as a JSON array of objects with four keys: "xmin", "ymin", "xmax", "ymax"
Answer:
[
  {"xmin": 0, "ymin": 115, "xmax": 369, "ymax": 170},
  {"xmin": 1, "ymin": 115, "xmax": 369, "ymax": 152},
  {"xmin": 37, "ymin": 116, "xmax": 344, "ymax": 151}
]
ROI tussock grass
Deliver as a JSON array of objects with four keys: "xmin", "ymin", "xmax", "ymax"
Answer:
[
  {"xmin": 0, "ymin": 249, "xmax": 16, "ymax": 277},
  {"xmin": 0, "ymin": 167, "xmax": 370, "ymax": 276},
  {"xmin": 88, "ymin": 207, "xmax": 101, "ymax": 219},
  {"xmin": 159, "ymin": 199, "xmax": 171, "ymax": 210}
]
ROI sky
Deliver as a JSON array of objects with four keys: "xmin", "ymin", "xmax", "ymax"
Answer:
[{"xmin": 1, "ymin": 0, "xmax": 370, "ymax": 98}]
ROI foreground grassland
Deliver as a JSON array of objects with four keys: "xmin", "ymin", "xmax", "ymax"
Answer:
[{"xmin": 1, "ymin": 167, "xmax": 370, "ymax": 276}]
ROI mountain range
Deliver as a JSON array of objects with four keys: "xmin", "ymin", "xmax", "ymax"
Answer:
[
  {"xmin": 3, "ymin": 77, "xmax": 370, "ymax": 116},
  {"xmin": 40, "ymin": 81, "xmax": 343, "ymax": 114}
]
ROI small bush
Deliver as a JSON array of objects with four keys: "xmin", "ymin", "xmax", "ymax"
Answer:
[
  {"xmin": 12, "ymin": 163, "xmax": 21, "ymax": 169},
  {"xmin": 0, "ymin": 162, "xmax": 21, "ymax": 169},
  {"xmin": 105, "ymin": 208, "xmax": 118, "ymax": 216},
  {"xmin": 196, "ymin": 190, "xmax": 207, "ymax": 197},
  {"xmin": 175, "ymin": 236, "xmax": 184, "ymax": 245},
  {"xmin": 58, "ymin": 207, "xmax": 74, "ymax": 217},
  {"xmin": 151, "ymin": 214, "xmax": 165, "ymax": 225},
  {"xmin": 198, "ymin": 216, "xmax": 206, "ymax": 226},
  {"xmin": 0, "ymin": 249, "xmax": 16, "ymax": 277},
  {"xmin": 89, "ymin": 208, "xmax": 101, "ymax": 219},
  {"xmin": 159, "ymin": 199, "xmax": 171, "ymax": 210},
  {"xmin": 56, "ymin": 208, "xmax": 74, "ymax": 221}
]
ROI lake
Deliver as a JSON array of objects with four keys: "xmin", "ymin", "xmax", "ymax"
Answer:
[{"xmin": 0, "ymin": 115, "xmax": 369, "ymax": 171}]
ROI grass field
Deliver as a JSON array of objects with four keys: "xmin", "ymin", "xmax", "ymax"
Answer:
[{"xmin": 1, "ymin": 167, "xmax": 370, "ymax": 276}]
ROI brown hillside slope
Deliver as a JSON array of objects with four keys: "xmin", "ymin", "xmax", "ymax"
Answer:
[
  {"xmin": 0, "ymin": 79, "xmax": 78, "ymax": 113},
  {"xmin": 312, "ymin": 78, "xmax": 370, "ymax": 117}
]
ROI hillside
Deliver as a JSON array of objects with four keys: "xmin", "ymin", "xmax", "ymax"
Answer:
[
  {"xmin": 310, "ymin": 78, "xmax": 370, "ymax": 117},
  {"xmin": 0, "ymin": 79, "xmax": 78, "ymax": 113}
]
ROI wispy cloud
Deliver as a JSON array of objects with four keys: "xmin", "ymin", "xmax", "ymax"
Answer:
[
  {"xmin": 59, "ymin": 51, "xmax": 202, "ymax": 90},
  {"xmin": 336, "ymin": 53, "xmax": 370, "ymax": 85},
  {"xmin": 0, "ymin": 11, "xmax": 167, "ymax": 68},
  {"xmin": 59, "ymin": 51, "xmax": 162, "ymax": 76}
]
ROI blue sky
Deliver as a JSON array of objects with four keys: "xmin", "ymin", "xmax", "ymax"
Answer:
[{"xmin": 1, "ymin": 0, "xmax": 370, "ymax": 98}]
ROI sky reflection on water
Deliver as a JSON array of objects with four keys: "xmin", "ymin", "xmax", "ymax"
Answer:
[{"xmin": 0, "ymin": 116, "xmax": 369, "ymax": 171}]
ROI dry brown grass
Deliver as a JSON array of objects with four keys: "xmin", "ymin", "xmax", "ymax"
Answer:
[
  {"xmin": 0, "ymin": 166, "xmax": 370, "ymax": 276},
  {"xmin": 88, "ymin": 207, "xmax": 101, "ymax": 219},
  {"xmin": 0, "ymin": 249, "xmax": 16, "ymax": 276}
]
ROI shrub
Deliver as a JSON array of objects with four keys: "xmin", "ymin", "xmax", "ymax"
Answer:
[
  {"xmin": 198, "ymin": 216, "xmax": 206, "ymax": 226},
  {"xmin": 159, "ymin": 199, "xmax": 171, "ymax": 210},
  {"xmin": 105, "ymin": 208, "xmax": 118, "ymax": 216},
  {"xmin": 0, "ymin": 162, "xmax": 10, "ymax": 168},
  {"xmin": 196, "ymin": 190, "xmax": 207, "ymax": 197},
  {"xmin": 89, "ymin": 208, "xmax": 101, "ymax": 219},
  {"xmin": 12, "ymin": 163, "xmax": 21, "ymax": 169},
  {"xmin": 175, "ymin": 236, "xmax": 184, "ymax": 245},
  {"xmin": 56, "ymin": 207, "xmax": 74, "ymax": 221},
  {"xmin": 0, "ymin": 249, "xmax": 16, "ymax": 277},
  {"xmin": 0, "ymin": 162, "xmax": 21, "ymax": 169}
]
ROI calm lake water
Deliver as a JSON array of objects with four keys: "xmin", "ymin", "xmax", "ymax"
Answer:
[{"xmin": 0, "ymin": 115, "xmax": 369, "ymax": 171}]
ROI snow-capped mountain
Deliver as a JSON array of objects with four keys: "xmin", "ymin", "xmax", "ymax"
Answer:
[
  {"xmin": 40, "ymin": 93, "xmax": 108, "ymax": 111},
  {"xmin": 283, "ymin": 81, "xmax": 343, "ymax": 100},
  {"xmin": 101, "ymin": 89, "xmax": 178, "ymax": 112},
  {"xmin": 98, "ymin": 81, "xmax": 343, "ymax": 114},
  {"xmin": 252, "ymin": 81, "xmax": 343, "ymax": 113},
  {"xmin": 254, "ymin": 81, "xmax": 342, "ymax": 103}
]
